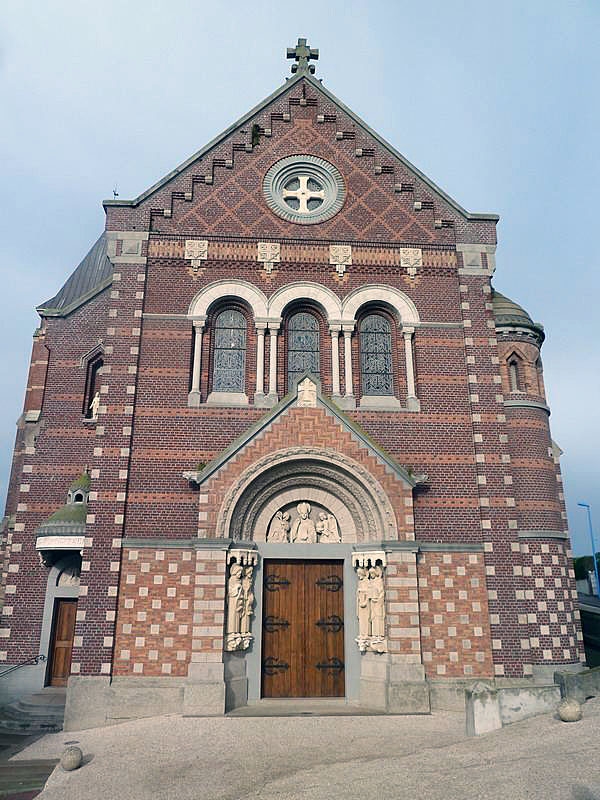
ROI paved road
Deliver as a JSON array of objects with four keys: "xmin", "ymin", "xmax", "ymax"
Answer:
[{"xmin": 12, "ymin": 698, "xmax": 600, "ymax": 800}]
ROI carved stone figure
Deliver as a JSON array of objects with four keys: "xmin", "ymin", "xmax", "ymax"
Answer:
[
  {"xmin": 225, "ymin": 550, "xmax": 257, "ymax": 651},
  {"xmin": 369, "ymin": 565, "xmax": 386, "ymax": 649},
  {"xmin": 318, "ymin": 512, "xmax": 341, "ymax": 543},
  {"xmin": 89, "ymin": 391, "xmax": 100, "ymax": 420},
  {"xmin": 291, "ymin": 502, "xmax": 317, "ymax": 543},
  {"xmin": 267, "ymin": 510, "xmax": 291, "ymax": 542},
  {"xmin": 356, "ymin": 566, "xmax": 371, "ymax": 649},
  {"xmin": 297, "ymin": 377, "xmax": 317, "ymax": 407},
  {"xmin": 240, "ymin": 566, "xmax": 255, "ymax": 636},
  {"xmin": 354, "ymin": 560, "xmax": 387, "ymax": 653},
  {"xmin": 226, "ymin": 564, "xmax": 244, "ymax": 644}
]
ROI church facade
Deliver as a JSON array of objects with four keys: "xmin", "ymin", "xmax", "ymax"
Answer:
[{"xmin": 1, "ymin": 41, "xmax": 584, "ymax": 729}]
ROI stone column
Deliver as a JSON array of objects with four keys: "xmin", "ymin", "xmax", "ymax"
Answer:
[
  {"xmin": 188, "ymin": 318, "xmax": 206, "ymax": 407},
  {"xmin": 341, "ymin": 324, "xmax": 356, "ymax": 409},
  {"xmin": 267, "ymin": 322, "xmax": 280, "ymax": 405},
  {"xmin": 254, "ymin": 323, "xmax": 266, "ymax": 405},
  {"xmin": 403, "ymin": 326, "xmax": 419, "ymax": 411},
  {"xmin": 330, "ymin": 324, "xmax": 341, "ymax": 398}
]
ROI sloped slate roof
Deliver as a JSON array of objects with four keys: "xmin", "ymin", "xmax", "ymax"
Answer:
[
  {"xmin": 37, "ymin": 233, "xmax": 112, "ymax": 317},
  {"xmin": 492, "ymin": 289, "xmax": 544, "ymax": 337}
]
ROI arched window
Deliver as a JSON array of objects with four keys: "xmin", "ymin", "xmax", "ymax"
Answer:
[
  {"xmin": 83, "ymin": 355, "xmax": 103, "ymax": 417},
  {"xmin": 212, "ymin": 309, "xmax": 247, "ymax": 393},
  {"xmin": 508, "ymin": 357, "xmax": 521, "ymax": 392},
  {"xmin": 287, "ymin": 312, "xmax": 320, "ymax": 390},
  {"xmin": 360, "ymin": 314, "xmax": 393, "ymax": 396}
]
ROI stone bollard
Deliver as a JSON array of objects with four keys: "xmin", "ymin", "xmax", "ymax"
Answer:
[
  {"xmin": 557, "ymin": 698, "xmax": 582, "ymax": 722},
  {"xmin": 60, "ymin": 746, "xmax": 83, "ymax": 771}
]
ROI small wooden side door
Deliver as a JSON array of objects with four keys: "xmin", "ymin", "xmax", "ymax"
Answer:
[
  {"xmin": 261, "ymin": 560, "xmax": 344, "ymax": 698},
  {"xmin": 48, "ymin": 599, "xmax": 77, "ymax": 687}
]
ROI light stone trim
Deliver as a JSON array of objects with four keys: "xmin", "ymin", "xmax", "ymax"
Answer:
[
  {"xmin": 518, "ymin": 530, "xmax": 569, "ymax": 540},
  {"xmin": 504, "ymin": 399, "xmax": 550, "ymax": 414},
  {"xmin": 267, "ymin": 282, "xmax": 342, "ymax": 319},
  {"xmin": 456, "ymin": 243, "xmax": 497, "ymax": 276},
  {"xmin": 188, "ymin": 280, "xmax": 268, "ymax": 319},
  {"xmin": 341, "ymin": 285, "xmax": 420, "ymax": 325},
  {"xmin": 36, "ymin": 535, "xmax": 85, "ymax": 552}
]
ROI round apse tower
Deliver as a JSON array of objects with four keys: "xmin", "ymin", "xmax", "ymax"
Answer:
[{"xmin": 493, "ymin": 289, "xmax": 583, "ymax": 677}]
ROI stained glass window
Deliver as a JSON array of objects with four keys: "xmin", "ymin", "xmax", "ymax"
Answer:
[
  {"xmin": 287, "ymin": 312, "xmax": 320, "ymax": 390},
  {"xmin": 212, "ymin": 309, "xmax": 246, "ymax": 392},
  {"xmin": 360, "ymin": 314, "xmax": 393, "ymax": 395}
]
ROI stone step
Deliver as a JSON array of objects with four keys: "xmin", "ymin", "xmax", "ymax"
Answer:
[
  {"xmin": 0, "ymin": 759, "xmax": 58, "ymax": 796},
  {"xmin": 0, "ymin": 691, "xmax": 65, "ymax": 737},
  {"xmin": 2, "ymin": 706, "xmax": 63, "ymax": 719}
]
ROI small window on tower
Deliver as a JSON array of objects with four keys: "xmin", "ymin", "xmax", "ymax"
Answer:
[
  {"xmin": 508, "ymin": 358, "xmax": 521, "ymax": 392},
  {"xmin": 83, "ymin": 356, "xmax": 104, "ymax": 418}
]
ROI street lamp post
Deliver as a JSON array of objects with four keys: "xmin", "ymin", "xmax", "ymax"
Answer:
[{"xmin": 578, "ymin": 502, "xmax": 600, "ymax": 598}]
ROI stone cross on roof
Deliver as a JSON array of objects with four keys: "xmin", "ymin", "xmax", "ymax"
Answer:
[{"xmin": 287, "ymin": 37, "xmax": 319, "ymax": 75}]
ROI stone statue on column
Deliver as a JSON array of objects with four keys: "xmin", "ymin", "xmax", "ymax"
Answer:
[
  {"xmin": 353, "ymin": 553, "xmax": 387, "ymax": 653},
  {"xmin": 225, "ymin": 550, "xmax": 257, "ymax": 651}
]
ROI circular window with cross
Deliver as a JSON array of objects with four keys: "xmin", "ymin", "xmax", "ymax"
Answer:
[{"xmin": 263, "ymin": 155, "xmax": 346, "ymax": 224}]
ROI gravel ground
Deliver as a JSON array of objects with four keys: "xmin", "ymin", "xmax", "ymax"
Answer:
[{"xmin": 12, "ymin": 698, "xmax": 600, "ymax": 800}]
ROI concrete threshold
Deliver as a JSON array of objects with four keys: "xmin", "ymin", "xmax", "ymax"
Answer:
[{"xmin": 226, "ymin": 698, "xmax": 386, "ymax": 717}]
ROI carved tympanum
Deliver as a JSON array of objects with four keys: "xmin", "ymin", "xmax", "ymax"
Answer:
[{"xmin": 267, "ymin": 503, "xmax": 342, "ymax": 544}]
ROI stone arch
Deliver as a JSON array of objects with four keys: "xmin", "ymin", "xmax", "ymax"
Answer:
[
  {"xmin": 267, "ymin": 282, "xmax": 342, "ymax": 322},
  {"xmin": 188, "ymin": 280, "xmax": 268, "ymax": 320},
  {"xmin": 215, "ymin": 446, "xmax": 400, "ymax": 542},
  {"xmin": 341, "ymin": 285, "xmax": 420, "ymax": 326}
]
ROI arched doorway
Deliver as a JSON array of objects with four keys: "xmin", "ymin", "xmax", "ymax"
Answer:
[
  {"xmin": 39, "ymin": 554, "xmax": 81, "ymax": 688},
  {"xmin": 216, "ymin": 447, "xmax": 402, "ymax": 703}
]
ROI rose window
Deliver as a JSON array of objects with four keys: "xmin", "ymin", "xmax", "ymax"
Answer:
[{"xmin": 263, "ymin": 155, "xmax": 345, "ymax": 224}]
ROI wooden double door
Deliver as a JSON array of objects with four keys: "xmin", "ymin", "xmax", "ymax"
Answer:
[{"xmin": 261, "ymin": 559, "xmax": 345, "ymax": 698}]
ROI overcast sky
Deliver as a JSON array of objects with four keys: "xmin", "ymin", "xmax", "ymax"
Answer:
[{"xmin": 1, "ymin": 1, "xmax": 598, "ymax": 554}]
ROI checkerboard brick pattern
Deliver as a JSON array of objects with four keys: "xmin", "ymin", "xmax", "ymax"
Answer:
[{"xmin": 418, "ymin": 551, "xmax": 494, "ymax": 677}]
